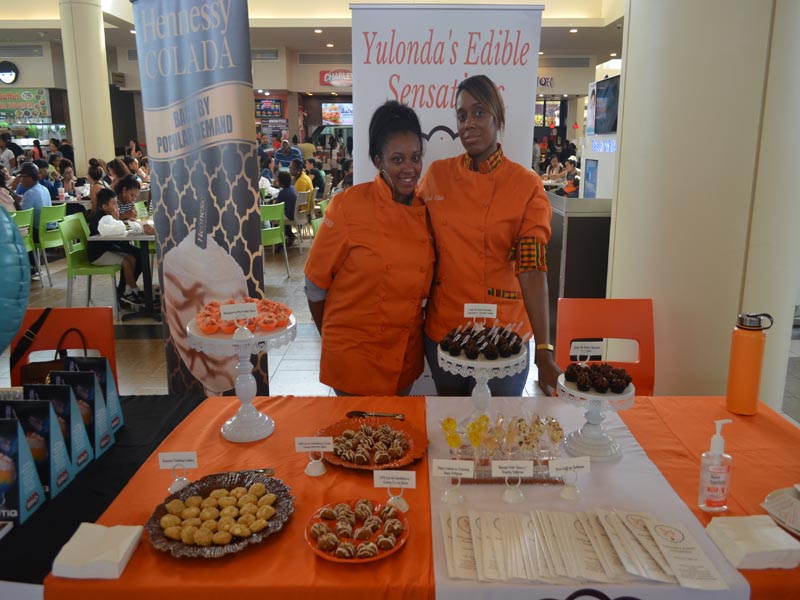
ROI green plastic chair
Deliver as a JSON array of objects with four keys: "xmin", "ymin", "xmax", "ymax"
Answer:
[
  {"xmin": 261, "ymin": 203, "xmax": 290, "ymax": 277},
  {"xmin": 13, "ymin": 208, "xmax": 44, "ymax": 288},
  {"xmin": 316, "ymin": 199, "xmax": 329, "ymax": 218},
  {"xmin": 59, "ymin": 214, "xmax": 121, "ymax": 321},
  {"xmin": 35, "ymin": 203, "xmax": 67, "ymax": 287},
  {"xmin": 311, "ymin": 216, "xmax": 324, "ymax": 237},
  {"xmin": 62, "ymin": 212, "xmax": 90, "ymax": 239}
]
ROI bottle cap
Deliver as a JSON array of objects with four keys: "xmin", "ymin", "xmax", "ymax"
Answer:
[
  {"xmin": 737, "ymin": 313, "xmax": 773, "ymax": 331},
  {"xmin": 709, "ymin": 419, "xmax": 732, "ymax": 454}
]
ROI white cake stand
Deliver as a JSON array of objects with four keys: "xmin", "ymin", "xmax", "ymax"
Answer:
[
  {"xmin": 186, "ymin": 316, "xmax": 296, "ymax": 443},
  {"xmin": 557, "ymin": 373, "xmax": 635, "ymax": 461},
  {"xmin": 438, "ymin": 346, "xmax": 528, "ymax": 413}
]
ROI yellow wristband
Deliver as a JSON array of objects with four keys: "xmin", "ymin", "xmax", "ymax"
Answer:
[{"xmin": 535, "ymin": 343, "xmax": 554, "ymax": 352}]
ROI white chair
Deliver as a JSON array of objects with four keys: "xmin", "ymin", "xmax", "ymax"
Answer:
[
  {"xmin": 285, "ymin": 190, "xmax": 311, "ymax": 249},
  {"xmin": 322, "ymin": 177, "xmax": 333, "ymax": 200}
]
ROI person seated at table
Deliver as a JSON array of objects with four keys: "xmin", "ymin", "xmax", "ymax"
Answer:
[
  {"xmin": 86, "ymin": 158, "xmax": 109, "ymax": 213},
  {"xmin": 114, "ymin": 174, "xmax": 141, "ymax": 221},
  {"xmin": 47, "ymin": 152, "xmax": 62, "ymax": 182},
  {"xmin": 260, "ymin": 155, "xmax": 274, "ymax": 183},
  {"xmin": 88, "ymin": 188, "xmax": 147, "ymax": 308},
  {"xmin": 290, "ymin": 158, "xmax": 314, "ymax": 197},
  {"xmin": 305, "ymin": 158, "xmax": 325, "ymax": 198},
  {"xmin": 58, "ymin": 159, "xmax": 76, "ymax": 195},
  {"xmin": 555, "ymin": 155, "xmax": 580, "ymax": 196},
  {"xmin": 275, "ymin": 169, "xmax": 298, "ymax": 247},
  {"xmin": 0, "ymin": 166, "xmax": 21, "ymax": 212},
  {"xmin": 107, "ymin": 157, "xmax": 130, "ymax": 189},
  {"xmin": 274, "ymin": 139, "xmax": 302, "ymax": 170},
  {"xmin": 123, "ymin": 155, "xmax": 143, "ymax": 183},
  {"xmin": 34, "ymin": 159, "xmax": 59, "ymax": 200},
  {"xmin": 304, "ymin": 100, "xmax": 434, "ymax": 396},
  {"xmin": 338, "ymin": 158, "xmax": 353, "ymax": 191},
  {"xmin": 137, "ymin": 156, "xmax": 150, "ymax": 184},
  {"xmin": 18, "ymin": 162, "xmax": 52, "ymax": 278},
  {"xmin": 542, "ymin": 155, "xmax": 566, "ymax": 181}
]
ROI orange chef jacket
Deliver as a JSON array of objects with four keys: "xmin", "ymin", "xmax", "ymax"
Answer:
[
  {"xmin": 304, "ymin": 174, "xmax": 435, "ymax": 395},
  {"xmin": 420, "ymin": 153, "xmax": 552, "ymax": 342}
]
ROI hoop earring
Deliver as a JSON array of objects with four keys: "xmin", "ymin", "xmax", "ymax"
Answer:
[{"xmin": 380, "ymin": 169, "xmax": 394, "ymax": 193}]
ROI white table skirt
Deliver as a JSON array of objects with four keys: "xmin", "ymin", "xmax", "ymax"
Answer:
[{"xmin": 425, "ymin": 396, "xmax": 750, "ymax": 600}]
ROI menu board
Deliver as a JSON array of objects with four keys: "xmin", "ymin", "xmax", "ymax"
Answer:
[
  {"xmin": 255, "ymin": 99, "xmax": 283, "ymax": 119},
  {"xmin": 322, "ymin": 103, "xmax": 353, "ymax": 126},
  {"xmin": 0, "ymin": 88, "xmax": 51, "ymax": 122}
]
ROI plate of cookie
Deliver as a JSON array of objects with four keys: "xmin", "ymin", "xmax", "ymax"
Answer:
[
  {"xmin": 316, "ymin": 417, "xmax": 427, "ymax": 471},
  {"xmin": 305, "ymin": 499, "xmax": 409, "ymax": 563},
  {"xmin": 145, "ymin": 470, "xmax": 294, "ymax": 558}
]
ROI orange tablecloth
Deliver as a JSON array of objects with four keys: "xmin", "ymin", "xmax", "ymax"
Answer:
[
  {"xmin": 44, "ymin": 395, "xmax": 434, "ymax": 600},
  {"xmin": 620, "ymin": 396, "xmax": 800, "ymax": 599}
]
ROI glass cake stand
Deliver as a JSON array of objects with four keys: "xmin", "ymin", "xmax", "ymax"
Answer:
[
  {"xmin": 186, "ymin": 316, "xmax": 296, "ymax": 443},
  {"xmin": 437, "ymin": 346, "xmax": 528, "ymax": 413},
  {"xmin": 557, "ymin": 373, "xmax": 635, "ymax": 461}
]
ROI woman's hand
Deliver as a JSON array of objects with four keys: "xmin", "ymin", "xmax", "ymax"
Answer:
[{"xmin": 535, "ymin": 350, "xmax": 562, "ymax": 396}]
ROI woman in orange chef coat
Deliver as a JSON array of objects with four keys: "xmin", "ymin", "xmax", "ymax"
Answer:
[
  {"xmin": 420, "ymin": 75, "xmax": 562, "ymax": 396},
  {"xmin": 304, "ymin": 101, "xmax": 434, "ymax": 395}
]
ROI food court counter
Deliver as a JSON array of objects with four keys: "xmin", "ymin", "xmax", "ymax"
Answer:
[{"xmin": 42, "ymin": 395, "xmax": 799, "ymax": 599}]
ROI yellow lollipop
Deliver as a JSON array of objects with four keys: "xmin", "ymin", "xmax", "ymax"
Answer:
[
  {"xmin": 441, "ymin": 417, "xmax": 457, "ymax": 433},
  {"xmin": 445, "ymin": 431, "xmax": 462, "ymax": 449}
]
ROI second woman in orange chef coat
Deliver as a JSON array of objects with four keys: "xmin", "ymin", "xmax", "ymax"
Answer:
[
  {"xmin": 420, "ymin": 74, "xmax": 562, "ymax": 396},
  {"xmin": 304, "ymin": 101, "xmax": 434, "ymax": 395}
]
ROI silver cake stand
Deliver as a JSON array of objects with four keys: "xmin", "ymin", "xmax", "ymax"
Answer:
[
  {"xmin": 186, "ymin": 316, "xmax": 296, "ymax": 443},
  {"xmin": 557, "ymin": 373, "xmax": 634, "ymax": 461},
  {"xmin": 438, "ymin": 346, "xmax": 528, "ymax": 413}
]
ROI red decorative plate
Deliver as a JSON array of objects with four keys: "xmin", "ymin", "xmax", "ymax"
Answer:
[
  {"xmin": 316, "ymin": 416, "xmax": 427, "ymax": 471},
  {"xmin": 304, "ymin": 499, "xmax": 409, "ymax": 563}
]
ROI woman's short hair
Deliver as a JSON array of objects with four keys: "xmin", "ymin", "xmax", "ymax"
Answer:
[
  {"xmin": 114, "ymin": 174, "xmax": 141, "ymax": 195},
  {"xmin": 277, "ymin": 170, "xmax": 292, "ymax": 189},
  {"xmin": 368, "ymin": 101, "xmax": 423, "ymax": 166},
  {"xmin": 456, "ymin": 74, "xmax": 506, "ymax": 131},
  {"xmin": 96, "ymin": 187, "xmax": 116, "ymax": 209}
]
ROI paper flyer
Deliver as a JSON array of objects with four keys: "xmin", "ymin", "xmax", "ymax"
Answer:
[{"xmin": 647, "ymin": 521, "xmax": 729, "ymax": 590}]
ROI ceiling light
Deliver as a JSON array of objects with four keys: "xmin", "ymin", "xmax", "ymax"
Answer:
[
  {"xmin": 610, "ymin": 52, "xmax": 617, "ymax": 57},
  {"xmin": 314, "ymin": 29, "xmax": 322, "ymax": 34},
  {"xmin": 331, "ymin": 92, "xmax": 338, "ymax": 96},
  {"xmin": 538, "ymin": 51, "xmax": 543, "ymax": 55},
  {"xmin": 538, "ymin": 94, "xmax": 544, "ymax": 98},
  {"xmin": 569, "ymin": 28, "xmax": 578, "ymax": 33},
  {"xmin": 257, "ymin": 89, "xmax": 263, "ymax": 93},
  {"xmin": 264, "ymin": 91, "xmax": 270, "ymax": 96},
  {"xmin": 563, "ymin": 94, "xmax": 568, "ymax": 97},
  {"xmin": 130, "ymin": 29, "xmax": 136, "ymax": 34},
  {"xmin": 306, "ymin": 92, "xmax": 313, "ymax": 96},
  {"xmin": 326, "ymin": 43, "xmax": 334, "ymax": 48}
]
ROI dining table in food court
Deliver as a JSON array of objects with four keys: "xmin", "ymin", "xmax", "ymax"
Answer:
[
  {"xmin": 88, "ymin": 227, "xmax": 160, "ymax": 322},
  {"xmin": 41, "ymin": 395, "xmax": 799, "ymax": 600}
]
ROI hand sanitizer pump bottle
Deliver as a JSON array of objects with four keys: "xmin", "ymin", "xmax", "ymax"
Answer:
[{"xmin": 698, "ymin": 419, "xmax": 733, "ymax": 512}]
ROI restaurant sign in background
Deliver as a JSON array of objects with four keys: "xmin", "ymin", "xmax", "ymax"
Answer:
[
  {"xmin": 255, "ymin": 98, "xmax": 283, "ymax": 118},
  {"xmin": 0, "ymin": 88, "xmax": 51, "ymax": 122},
  {"xmin": 351, "ymin": 4, "xmax": 542, "ymax": 184},
  {"xmin": 132, "ymin": 0, "xmax": 267, "ymax": 398}
]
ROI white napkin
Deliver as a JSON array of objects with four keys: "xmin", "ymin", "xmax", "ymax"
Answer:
[
  {"xmin": 98, "ymin": 215, "xmax": 127, "ymax": 236},
  {"xmin": 706, "ymin": 515, "xmax": 800, "ymax": 569},
  {"xmin": 52, "ymin": 523, "xmax": 143, "ymax": 579}
]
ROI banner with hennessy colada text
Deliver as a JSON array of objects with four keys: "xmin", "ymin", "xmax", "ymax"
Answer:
[
  {"xmin": 351, "ymin": 3, "xmax": 543, "ymax": 183},
  {"xmin": 132, "ymin": 0, "xmax": 268, "ymax": 397}
]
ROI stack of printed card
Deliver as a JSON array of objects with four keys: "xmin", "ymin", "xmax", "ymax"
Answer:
[
  {"xmin": 707, "ymin": 515, "xmax": 800, "ymax": 569},
  {"xmin": 440, "ymin": 508, "xmax": 728, "ymax": 590}
]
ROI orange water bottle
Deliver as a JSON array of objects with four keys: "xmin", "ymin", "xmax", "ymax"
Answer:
[{"xmin": 725, "ymin": 313, "xmax": 773, "ymax": 415}]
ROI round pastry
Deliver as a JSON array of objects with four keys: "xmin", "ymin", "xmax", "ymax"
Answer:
[
  {"xmin": 217, "ymin": 516, "xmax": 236, "ymax": 532},
  {"xmin": 383, "ymin": 518, "xmax": 404, "ymax": 536},
  {"xmin": 237, "ymin": 513, "xmax": 256, "ymax": 527},
  {"xmin": 165, "ymin": 499, "xmax": 185, "ymax": 515},
  {"xmin": 217, "ymin": 496, "xmax": 237, "ymax": 508},
  {"xmin": 319, "ymin": 507, "xmax": 336, "ymax": 520},
  {"xmin": 163, "ymin": 525, "xmax": 182, "ymax": 540},
  {"xmin": 448, "ymin": 344, "xmax": 462, "ymax": 357},
  {"xmin": 593, "ymin": 376, "xmax": 609, "ymax": 393},
  {"xmin": 184, "ymin": 495, "xmax": 203, "ymax": 508},
  {"xmin": 363, "ymin": 515, "xmax": 383, "ymax": 533},
  {"xmin": 374, "ymin": 450, "xmax": 390, "ymax": 465},
  {"xmin": 160, "ymin": 514, "xmax": 181, "ymax": 529},
  {"xmin": 354, "ymin": 526, "xmax": 372, "ymax": 540},
  {"xmin": 237, "ymin": 493, "xmax": 258, "ymax": 507},
  {"xmin": 229, "ymin": 486, "xmax": 248, "ymax": 499},
  {"xmin": 464, "ymin": 340, "xmax": 480, "ymax": 360},
  {"xmin": 200, "ymin": 519, "xmax": 218, "ymax": 532},
  {"xmin": 249, "ymin": 518, "xmax": 268, "ymax": 533},
  {"xmin": 310, "ymin": 522, "xmax": 331, "ymax": 540},
  {"xmin": 209, "ymin": 489, "xmax": 228, "ymax": 499},
  {"xmin": 193, "ymin": 528, "xmax": 213, "ymax": 547},
  {"xmin": 356, "ymin": 541, "xmax": 378, "ymax": 558},
  {"xmin": 353, "ymin": 451, "xmax": 370, "ymax": 465},
  {"xmin": 219, "ymin": 505, "xmax": 239, "ymax": 519},
  {"xmin": 199, "ymin": 507, "xmax": 220, "ymax": 521},
  {"xmin": 239, "ymin": 503, "xmax": 258, "ymax": 516},
  {"xmin": 354, "ymin": 502, "xmax": 372, "ymax": 521},
  {"xmin": 200, "ymin": 497, "xmax": 219, "ymax": 509},
  {"xmin": 483, "ymin": 343, "xmax": 499, "ymax": 360},
  {"xmin": 380, "ymin": 505, "xmax": 399, "ymax": 520},
  {"xmin": 248, "ymin": 482, "xmax": 267, "ymax": 498},
  {"xmin": 180, "ymin": 526, "xmax": 199, "ymax": 544},
  {"xmin": 258, "ymin": 493, "xmax": 277, "ymax": 507},
  {"xmin": 564, "ymin": 363, "xmax": 582, "ymax": 382},
  {"xmin": 256, "ymin": 505, "xmax": 276, "ymax": 520},
  {"xmin": 341, "ymin": 429, "xmax": 356, "ymax": 439},
  {"xmin": 317, "ymin": 532, "xmax": 339, "ymax": 551},
  {"xmin": 376, "ymin": 533, "xmax": 396, "ymax": 550},
  {"xmin": 212, "ymin": 530, "xmax": 232, "ymax": 545},
  {"xmin": 229, "ymin": 524, "xmax": 252, "ymax": 538},
  {"xmin": 610, "ymin": 377, "xmax": 627, "ymax": 394},
  {"xmin": 387, "ymin": 445, "xmax": 404, "ymax": 460},
  {"xmin": 180, "ymin": 506, "xmax": 200, "ymax": 520},
  {"xmin": 336, "ymin": 520, "xmax": 353, "ymax": 538},
  {"xmin": 181, "ymin": 517, "xmax": 202, "ymax": 529},
  {"xmin": 576, "ymin": 371, "xmax": 593, "ymax": 392},
  {"xmin": 334, "ymin": 541, "xmax": 356, "ymax": 559}
]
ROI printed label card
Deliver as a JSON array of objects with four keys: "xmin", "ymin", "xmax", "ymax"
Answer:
[
  {"xmin": 0, "ymin": 418, "xmax": 46, "ymax": 526},
  {"xmin": 439, "ymin": 512, "xmax": 456, "ymax": 579},
  {"xmin": 647, "ymin": 520, "xmax": 729, "ymax": 591},
  {"xmin": 449, "ymin": 509, "xmax": 478, "ymax": 580}
]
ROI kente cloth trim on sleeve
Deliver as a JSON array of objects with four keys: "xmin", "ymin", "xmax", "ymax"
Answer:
[{"xmin": 514, "ymin": 237, "xmax": 548, "ymax": 273}]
